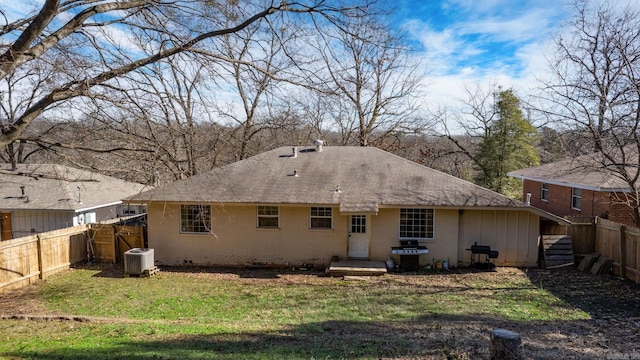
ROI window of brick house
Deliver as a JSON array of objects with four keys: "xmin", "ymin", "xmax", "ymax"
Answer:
[
  {"xmin": 541, "ymin": 183, "xmax": 549, "ymax": 201},
  {"xmin": 571, "ymin": 188, "xmax": 582, "ymax": 210}
]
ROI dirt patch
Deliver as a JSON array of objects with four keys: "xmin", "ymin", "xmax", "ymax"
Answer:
[
  {"xmin": 0, "ymin": 280, "xmax": 49, "ymax": 315},
  {"xmin": 1, "ymin": 265, "xmax": 640, "ymax": 359}
]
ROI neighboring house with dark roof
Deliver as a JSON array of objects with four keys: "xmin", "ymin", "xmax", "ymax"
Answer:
[
  {"xmin": 0, "ymin": 164, "xmax": 150, "ymax": 240},
  {"xmin": 508, "ymin": 155, "xmax": 638, "ymax": 227},
  {"xmin": 127, "ymin": 145, "xmax": 567, "ymax": 269}
]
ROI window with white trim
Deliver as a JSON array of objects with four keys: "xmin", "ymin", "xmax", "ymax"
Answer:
[
  {"xmin": 257, "ymin": 206, "xmax": 279, "ymax": 228},
  {"xmin": 571, "ymin": 188, "xmax": 582, "ymax": 210},
  {"xmin": 541, "ymin": 183, "xmax": 549, "ymax": 201},
  {"xmin": 181, "ymin": 204, "xmax": 211, "ymax": 233},
  {"xmin": 400, "ymin": 208, "xmax": 434, "ymax": 239},
  {"xmin": 310, "ymin": 207, "xmax": 332, "ymax": 229}
]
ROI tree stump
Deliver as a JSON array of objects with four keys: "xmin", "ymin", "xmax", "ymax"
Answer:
[{"xmin": 490, "ymin": 329, "xmax": 523, "ymax": 360}]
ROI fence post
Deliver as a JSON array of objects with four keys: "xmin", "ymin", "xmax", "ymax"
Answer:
[
  {"xmin": 591, "ymin": 217, "xmax": 597, "ymax": 253},
  {"xmin": 620, "ymin": 225, "xmax": 627, "ymax": 279},
  {"xmin": 36, "ymin": 234, "xmax": 45, "ymax": 280}
]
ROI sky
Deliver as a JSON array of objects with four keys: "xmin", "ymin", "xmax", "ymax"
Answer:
[
  {"xmin": 1, "ymin": 0, "xmax": 570, "ymax": 93},
  {"xmin": 1, "ymin": 0, "xmax": 636, "ymax": 130},
  {"xmin": 388, "ymin": 0, "xmax": 572, "ymax": 113}
]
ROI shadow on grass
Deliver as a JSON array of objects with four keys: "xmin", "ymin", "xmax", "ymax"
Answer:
[
  {"xmin": 2, "ymin": 315, "xmax": 626, "ymax": 360},
  {"xmin": 79, "ymin": 264, "xmax": 310, "ymax": 279},
  {"xmin": 525, "ymin": 267, "xmax": 640, "ymax": 320},
  {"xmin": 160, "ymin": 266, "xmax": 291, "ymax": 279}
]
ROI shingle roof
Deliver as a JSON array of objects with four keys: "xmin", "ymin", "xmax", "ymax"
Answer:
[
  {"xmin": 508, "ymin": 148, "xmax": 638, "ymax": 192},
  {"xmin": 128, "ymin": 146, "xmax": 526, "ymax": 210},
  {"xmin": 0, "ymin": 164, "xmax": 150, "ymax": 212}
]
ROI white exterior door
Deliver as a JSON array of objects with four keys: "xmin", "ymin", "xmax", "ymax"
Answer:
[{"xmin": 348, "ymin": 215, "xmax": 370, "ymax": 258}]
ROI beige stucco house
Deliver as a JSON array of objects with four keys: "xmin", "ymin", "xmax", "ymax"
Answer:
[{"xmin": 127, "ymin": 145, "xmax": 567, "ymax": 269}]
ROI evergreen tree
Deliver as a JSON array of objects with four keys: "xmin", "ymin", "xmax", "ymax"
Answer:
[{"xmin": 475, "ymin": 89, "xmax": 540, "ymax": 197}]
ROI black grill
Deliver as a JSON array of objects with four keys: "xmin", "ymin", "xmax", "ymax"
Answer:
[
  {"xmin": 391, "ymin": 240, "xmax": 428, "ymax": 271},
  {"xmin": 467, "ymin": 242, "xmax": 499, "ymax": 270}
]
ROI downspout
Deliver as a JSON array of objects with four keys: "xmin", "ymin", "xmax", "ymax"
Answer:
[{"xmin": 458, "ymin": 209, "xmax": 464, "ymax": 267}]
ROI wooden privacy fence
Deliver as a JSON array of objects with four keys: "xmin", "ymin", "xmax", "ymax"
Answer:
[
  {"xmin": 568, "ymin": 217, "xmax": 640, "ymax": 283},
  {"xmin": 595, "ymin": 218, "xmax": 640, "ymax": 283},
  {"xmin": 0, "ymin": 225, "xmax": 88, "ymax": 292},
  {"xmin": 566, "ymin": 216, "xmax": 596, "ymax": 256},
  {"xmin": 0, "ymin": 222, "xmax": 145, "ymax": 293}
]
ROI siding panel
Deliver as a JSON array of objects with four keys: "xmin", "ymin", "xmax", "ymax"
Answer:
[{"xmin": 460, "ymin": 210, "xmax": 538, "ymax": 267}]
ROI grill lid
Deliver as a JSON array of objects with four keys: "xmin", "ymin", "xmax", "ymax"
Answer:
[{"xmin": 399, "ymin": 239, "xmax": 419, "ymax": 247}]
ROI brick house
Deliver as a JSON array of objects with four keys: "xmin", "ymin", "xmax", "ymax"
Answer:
[{"xmin": 508, "ymin": 158, "xmax": 638, "ymax": 227}]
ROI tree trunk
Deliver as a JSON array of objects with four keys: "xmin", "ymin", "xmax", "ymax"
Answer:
[{"xmin": 490, "ymin": 329, "xmax": 523, "ymax": 360}]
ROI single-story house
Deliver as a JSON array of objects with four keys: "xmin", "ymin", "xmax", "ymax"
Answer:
[
  {"xmin": 0, "ymin": 164, "xmax": 149, "ymax": 240},
  {"xmin": 127, "ymin": 144, "xmax": 567, "ymax": 269},
  {"xmin": 508, "ymin": 151, "xmax": 639, "ymax": 227}
]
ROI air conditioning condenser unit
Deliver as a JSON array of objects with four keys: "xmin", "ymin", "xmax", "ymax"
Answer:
[{"xmin": 124, "ymin": 248, "xmax": 154, "ymax": 275}]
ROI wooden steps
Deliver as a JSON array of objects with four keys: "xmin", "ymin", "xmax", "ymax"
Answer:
[
  {"xmin": 328, "ymin": 260, "xmax": 387, "ymax": 277},
  {"xmin": 541, "ymin": 235, "xmax": 574, "ymax": 269}
]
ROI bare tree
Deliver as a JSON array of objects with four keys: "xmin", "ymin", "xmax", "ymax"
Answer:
[
  {"xmin": 441, "ymin": 85, "xmax": 496, "ymax": 163},
  {"xmin": 539, "ymin": 0, "xmax": 640, "ymax": 225},
  {"xmin": 88, "ymin": 56, "xmax": 225, "ymax": 183},
  {"xmin": 0, "ymin": 0, "xmax": 375, "ymax": 153},
  {"xmin": 302, "ymin": 9, "xmax": 427, "ymax": 147},
  {"xmin": 211, "ymin": 9, "xmax": 294, "ymax": 160}
]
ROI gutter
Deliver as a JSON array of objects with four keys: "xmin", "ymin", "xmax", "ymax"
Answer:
[{"xmin": 74, "ymin": 201, "xmax": 122, "ymax": 213}]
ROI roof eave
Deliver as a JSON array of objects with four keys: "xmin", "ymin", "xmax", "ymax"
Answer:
[
  {"xmin": 74, "ymin": 201, "xmax": 122, "ymax": 213},
  {"xmin": 508, "ymin": 173, "xmax": 630, "ymax": 193}
]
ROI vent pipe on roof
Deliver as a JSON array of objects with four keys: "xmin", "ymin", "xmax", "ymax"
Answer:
[
  {"xmin": 525, "ymin": 193, "xmax": 531, "ymax": 206},
  {"xmin": 20, "ymin": 186, "xmax": 29, "ymax": 202},
  {"xmin": 314, "ymin": 139, "xmax": 324, "ymax": 152},
  {"xmin": 292, "ymin": 146, "xmax": 298, "ymax": 158},
  {"xmin": 77, "ymin": 186, "xmax": 83, "ymax": 204}
]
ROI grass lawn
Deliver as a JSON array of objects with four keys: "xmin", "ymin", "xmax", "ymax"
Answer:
[{"xmin": 0, "ymin": 264, "xmax": 632, "ymax": 359}]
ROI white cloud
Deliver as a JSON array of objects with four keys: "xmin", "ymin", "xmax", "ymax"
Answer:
[
  {"xmin": 457, "ymin": 8, "xmax": 560, "ymax": 43},
  {"xmin": 398, "ymin": 0, "xmax": 573, "ymax": 132}
]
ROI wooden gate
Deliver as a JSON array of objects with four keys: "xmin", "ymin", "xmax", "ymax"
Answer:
[
  {"xmin": 91, "ymin": 225, "xmax": 116, "ymax": 263},
  {"xmin": 114, "ymin": 225, "xmax": 145, "ymax": 263},
  {"xmin": 90, "ymin": 224, "xmax": 145, "ymax": 263}
]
